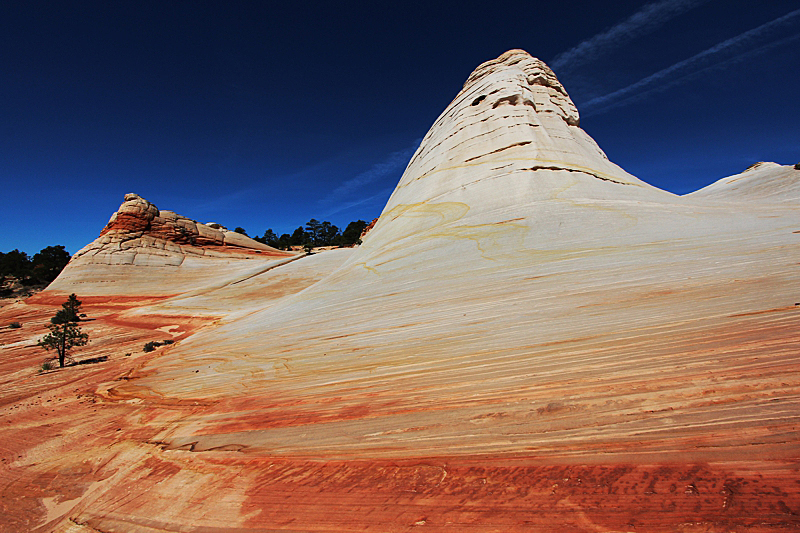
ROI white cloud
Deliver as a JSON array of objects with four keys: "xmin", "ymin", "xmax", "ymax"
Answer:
[
  {"xmin": 551, "ymin": 0, "xmax": 711, "ymax": 72},
  {"xmin": 581, "ymin": 8, "xmax": 800, "ymax": 116},
  {"xmin": 321, "ymin": 186, "xmax": 395, "ymax": 219},
  {"xmin": 320, "ymin": 140, "xmax": 420, "ymax": 208}
]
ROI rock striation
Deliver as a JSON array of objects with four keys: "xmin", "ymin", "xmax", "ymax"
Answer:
[
  {"xmin": 1, "ymin": 50, "xmax": 799, "ymax": 532},
  {"xmin": 79, "ymin": 193, "xmax": 288, "ymax": 265},
  {"xmin": 43, "ymin": 193, "xmax": 297, "ymax": 298}
]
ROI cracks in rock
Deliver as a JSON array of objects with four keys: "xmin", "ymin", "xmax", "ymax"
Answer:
[
  {"xmin": 411, "ymin": 119, "xmax": 536, "ymax": 173},
  {"xmin": 229, "ymin": 254, "xmax": 306, "ymax": 285},
  {"xmin": 520, "ymin": 165, "xmax": 632, "ymax": 185},
  {"xmin": 464, "ymin": 141, "xmax": 532, "ymax": 162},
  {"xmin": 150, "ymin": 439, "xmax": 248, "ymax": 453},
  {"xmin": 69, "ymin": 518, "xmax": 110, "ymax": 533}
]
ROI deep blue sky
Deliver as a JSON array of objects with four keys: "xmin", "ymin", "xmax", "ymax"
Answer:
[{"xmin": 2, "ymin": 1, "xmax": 798, "ymax": 255}]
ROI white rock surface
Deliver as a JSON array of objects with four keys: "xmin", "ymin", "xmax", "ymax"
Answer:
[
  {"xmin": 118, "ymin": 50, "xmax": 799, "ymax": 462},
  {"xmin": 689, "ymin": 161, "xmax": 800, "ymax": 203}
]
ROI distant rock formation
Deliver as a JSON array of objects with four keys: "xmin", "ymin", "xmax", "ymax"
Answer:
[
  {"xmin": 360, "ymin": 217, "xmax": 378, "ymax": 239},
  {"xmin": 76, "ymin": 193, "xmax": 287, "ymax": 265},
  {"xmin": 44, "ymin": 193, "xmax": 296, "ymax": 297},
  {"xmin": 690, "ymin": 161, "xmax": 800, "ymax": 202}
]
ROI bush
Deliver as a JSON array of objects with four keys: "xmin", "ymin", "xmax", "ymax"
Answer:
[
  {"xmin": 340, "ymin": 220, "xmax": 368, "ymax": 246},
  {"xmin": 143, "ymin": 339, "xmax": 175, "ymax": 352},
  {"xmin": 9, "ymin": 322, "xmax": 21, "ymax": 329},
  {"xmin": 40, "ymin": 360, "xmax": 53, "ymax": 373},
  {"xmin": 143, "ymin": 341, "xmax": 160, "ymax": 352}
]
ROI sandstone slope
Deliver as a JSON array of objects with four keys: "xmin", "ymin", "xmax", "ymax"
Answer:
[{"xmin": 1, "ymin": 50, "xmax": 798, "ymax": 533}]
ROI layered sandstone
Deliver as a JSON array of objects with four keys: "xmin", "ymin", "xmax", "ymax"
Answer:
[
  {"xmin": 1, "ymin": 50, "xmax": 798, "ymax": 532},
  {"xmin": 43, "ymin": 193, "xmax": 297, "ymax": 298},
  {"xmin": 79, "ymin": 192, "xmax": 290, "ymax": 263}
]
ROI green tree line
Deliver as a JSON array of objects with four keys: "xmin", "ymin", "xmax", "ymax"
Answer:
[
  {"xmin": 0, "ymin": 245, "xmax": 71, "ymax": 288},
  {"xmin": 242, "ymin": 219, "xmax": 369, "ymax": 250}
]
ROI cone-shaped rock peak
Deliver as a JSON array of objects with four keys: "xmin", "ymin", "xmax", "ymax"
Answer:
[
  {"xmin": 365, "ymin": 50, "xmax": 668, "ymax": 253},
  {"xmin": 461, "ymin": 49, "xmax": 580, "ymax": 126}
]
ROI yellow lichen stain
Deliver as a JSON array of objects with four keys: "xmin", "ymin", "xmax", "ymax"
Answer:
[
  {"xmin": 384, "ymin": 201, "xmax": 470, "ymax": 225},
  {"xmin": 355, "ymin": 261, "xmax": 380, "ymax": 276},
  {"xmin": 356, "ymin": 202, "xmax": 472, "ymax": 270},
  {"xmin": 360, "ymin": 196, "xmax": 636, "ymax": 272},
  {"xmin": 424, "ymin": 219, "xmax": 528, "ymax": 261},
  {"xmin": 272, "ymin": 358, "xmax": 292, "ymax": 377},
  {"xmin": 550, "ymin": 173, "xmax": 638, "ymax": 226}
]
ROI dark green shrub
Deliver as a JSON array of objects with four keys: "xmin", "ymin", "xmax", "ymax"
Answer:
[
  {"xmin": 9, "ymin": 322, "xmax": 21, "ymax": 329},
  {"xmin": 340, "ymin": 220, "xmax": 368, "ymax": 246},
  {"xmin": 143, "ymin": 339, "xmax": 175, "ymax": 352},
  {"xmin": 143, "ymin": 341, "xmax": 160, "ymax": 352}
]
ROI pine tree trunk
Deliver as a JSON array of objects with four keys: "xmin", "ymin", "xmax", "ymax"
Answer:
[{"xmin": 60, "ymin": 322, "xmax": 66, "ymax": 367}]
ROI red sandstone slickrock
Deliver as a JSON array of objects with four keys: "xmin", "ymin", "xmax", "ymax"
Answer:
[{"xmin": 1, "ymin": 49, "xmax": 798, "ymax": 532}]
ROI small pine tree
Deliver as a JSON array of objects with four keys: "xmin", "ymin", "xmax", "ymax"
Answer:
[
  {"xmin": 52, "ymin": 293, "xmax": 82, "ymax": 324},
  {"xmin": 38, "ymin": 322, "xmax": 89, "ymax": 368},
  {"xmin": 39, "ymin": 294, "xmax": 88, "ymax": 368}
]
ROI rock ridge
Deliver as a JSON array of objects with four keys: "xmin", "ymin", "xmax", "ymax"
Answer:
[
  {"xmin": 44, "ymin": 193, "xmax": 296, "ymax": 297},
  {"xmin": 74, "ymin": 193, "xmax": 291, "ymax": 265}
]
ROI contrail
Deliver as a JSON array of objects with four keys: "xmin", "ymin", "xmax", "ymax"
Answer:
[
  {"xmin": 320, "ymin": 140, "xmax": 420, "ymax": 207},
  {"xmin": 581, "ymin": 8, "xmax": 800, "ymax": 116},
  {"xmin": 550, "ymin": 0, "xmax": 711, "ymax": 72},
  {"xmin": 321, "ymin": 187, "xmax": 395, "ymax": 219}
]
